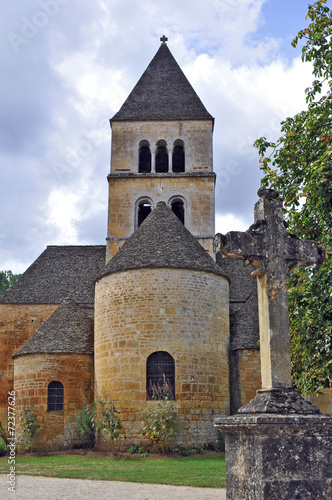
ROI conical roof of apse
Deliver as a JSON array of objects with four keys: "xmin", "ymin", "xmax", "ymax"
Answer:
[
  {"xmin": 97, "ymin": 202, "xmax": 227, "ymax": 280},
  {"xmin": 111, "ymin": 41, "xmax": 213, "ymax": 122},
  {"xmin": 13, "ymin": 297, "xmax": 94, "ymax": 357}
]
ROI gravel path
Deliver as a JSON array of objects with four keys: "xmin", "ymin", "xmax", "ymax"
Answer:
[{"xmin": 1, "ymin": 475, "xmax": 227, "ymax": 500}]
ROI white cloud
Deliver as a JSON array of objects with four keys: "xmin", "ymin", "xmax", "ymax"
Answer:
[
  {"xmin": 45, "ymin": 189, "xmax": 81, "ymax": 244},
  {"xmin": 215, "ymin": 213, "xmax": 250, "ymax": 234}
]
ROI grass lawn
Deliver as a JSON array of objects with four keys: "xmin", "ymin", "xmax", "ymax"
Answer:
[{"xmin": 0, "ymin": 453, "xmax": 226, "ymax": 488}]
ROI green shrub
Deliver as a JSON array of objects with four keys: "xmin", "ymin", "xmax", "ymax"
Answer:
[
  {"xmin": 75, "ymin": 402, "xmax": 97, "ymax": 448},
  {"xmin": 96, "ymin": 399, "xmax": 122, "ymax": 451},
  {"xmin": 127, "ymin": 444, "xmax": 148, "ymax": 457},
  {"xmin": 20, "ymin": 404, "xmax": 40, "ymax": 451},
  {"xmin": 127, "ymin": 444, "xmax": 140, "ymax": 454},
  {"xmin": 141, "ymin": 401, "xmax": 178, "ymax": 453},
  {"xmin": 194, "ymin": 447, "xmax": 204, "ymax": 455},
  {"xmin": 0, "ymin": 421, "xmax": 8, "ymax": 446},
  {"xmin": 178, "ymin": 447, "xmax": 204, "ymax": 456},
  {"xmin": 178, "ymin": 448, "xmax": 191, "ymax": 456},
  {"xmin": 0, "ymin": 440, "xmax": 7, "ymax": 456},
  {"xmin": 75, "ymin": 399, "xmax": 122, "ymax": 450}
]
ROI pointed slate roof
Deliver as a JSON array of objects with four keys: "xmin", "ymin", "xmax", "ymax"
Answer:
[
  {"xmin": 111, "ymin": 43, "xmax": 213, "ymax": 122},
  {"xmin": 97, "ymin": 202, "xmax": 227, "ymax": 280},
  {"xmin": 0, "ymin": 246, "xmax": 106, "ymax": 304},
  {"xmin": 13, "ymin": 297, "xmax": 94, "ymax": 357}
]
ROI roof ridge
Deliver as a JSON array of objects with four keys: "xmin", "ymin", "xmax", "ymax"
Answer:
[{"xmin": 46, "ymin": 245, "xmax": 105, "ymax": 248}]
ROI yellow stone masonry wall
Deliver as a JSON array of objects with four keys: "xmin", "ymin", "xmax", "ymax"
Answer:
[
  {"xmin": 95, "ymin": 267, "xmax": 229, "ymax": 447},
  {"xmin": 14, "ymin": 353, "xmax": 94, "ymax": 450},
  {"xmin": 0, "ymin": 303, "xmax": 57, "ymax": 424},
  {"xmin": 106, "ymin": 174, "xmax": 215, "ymax": 259},
  {"xmin": 110, "ymin": 120, "xmax": 213, "ymax": 174},
  {"xmin": 107, "ymin": 119, "xmax": 215, "ymax": 260},
  {"xmin": 237, "ymin": 349, "xmax": 262, "ymax": 407}
]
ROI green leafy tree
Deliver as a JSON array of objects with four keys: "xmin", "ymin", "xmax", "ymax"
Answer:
[
  {"xmin": 254, "ymin": 0, "xmax": 332, "ymax": 395},
  {"xmin": 0, "ymin": 271, "xmax": 21, "ymax": 296}
]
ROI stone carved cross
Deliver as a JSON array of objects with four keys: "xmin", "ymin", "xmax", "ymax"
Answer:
[
  {"xmin": 214, "ymin": 189, "xmax": 325, "ymax": 412},
  {"xmin": 160, "ymin": 35, "xmax": 168, "ymax": 43}
]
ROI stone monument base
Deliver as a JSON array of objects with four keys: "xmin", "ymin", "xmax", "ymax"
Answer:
[{"xmin": 214, "ymin": 413, "xmax": 332, "ymax": 499}]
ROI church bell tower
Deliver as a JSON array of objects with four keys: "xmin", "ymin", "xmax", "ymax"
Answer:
[{"xmin": 106, "ymin": 37, "xmax": 216, "ymax": 260}]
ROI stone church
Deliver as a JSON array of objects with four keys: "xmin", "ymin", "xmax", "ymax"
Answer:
[{"xmin": 1, "ymin": 39, "xmax": 274, "ymax": 450}]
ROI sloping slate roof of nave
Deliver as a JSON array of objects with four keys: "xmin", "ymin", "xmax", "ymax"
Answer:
[{"xmin": 0, "ymin": 246, "xmax": 106, "ymax": 304}]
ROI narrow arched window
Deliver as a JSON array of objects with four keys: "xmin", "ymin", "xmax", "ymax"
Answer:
[
  {"xmin": 47, "ymin": 381, "xmax": 64, "ymax": 411},
  {"xmin": 138, "ymin": 201, "xmax": 152, "ymax": 226},
  {"xmin": 171, "ymin": 200, "xmax": 185, "ymax": 224},
  {"xmin": 155, "ymin": 140, "xmax": 169, "ymax": 173},
  {"xmin": 138, "ymin": 140, "xmax": 151, "ymax": 173},
  {"xmin": 146, "ymin": 351, "xmax": 175, "ymax": 400},
  {"xmin": 172, "ymin": 140, "xmax": 185, "ymax": 172}
]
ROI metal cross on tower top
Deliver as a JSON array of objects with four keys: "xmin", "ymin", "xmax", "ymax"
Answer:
[
  {"xmin": 214, "ymin": 189, "xmax": 325, "ymax": 413},
  {"xmin": 160, "ymin": 35, "xmax": 168, "ymax": 43}
]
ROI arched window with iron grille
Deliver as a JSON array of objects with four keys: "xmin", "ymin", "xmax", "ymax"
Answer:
[
  {"xmin": 146, "ymin": 351, "xmax": 175, "ymax": 400},
  {"xmin": 47, "ymin": 381, "xmax": 64, "ymax": 411}
]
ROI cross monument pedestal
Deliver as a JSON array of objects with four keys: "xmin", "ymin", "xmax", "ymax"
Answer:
[{"xmin": 214, "ymin": 189, "xmax": 332, "ymax": 499}]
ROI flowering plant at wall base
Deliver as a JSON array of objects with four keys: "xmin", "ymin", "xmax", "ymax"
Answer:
[
  {"xmin": 141, "ymin": 402, "xmax": 179, "ymax": 453},
  {"xmin": 19, "ymin": 404, "xmax": 40, "ymax": 452},
  {"xmin": 0, "ymin": 440, "xmax": 7, "ymax": 456},
  {"xmin": 96, "ymin": 399, "xmax": 123, "ymax": 452},
  {"xmin": 75, "ymin": 399, "xmax": 123, "ymax": 450},
  {"xmin": 0, "ymin": 421, "xmax": 8, "ymax": 447},
  {"xmin": 74, "ymin": 402, "xmax": 97, "ymax": 448}
]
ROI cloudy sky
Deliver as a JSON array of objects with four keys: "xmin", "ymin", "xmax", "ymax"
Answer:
[{"xmin": 1, "ymin": 0, "xmax": 328, "ymax": 273}]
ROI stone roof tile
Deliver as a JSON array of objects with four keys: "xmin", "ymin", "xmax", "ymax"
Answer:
[
  {"xmin": 111, "ymin": 43, "xmax": 213, "ymax": 122},
  {"xmin": 0, "ymin": 246, "xmax": 106, "ymax": 304},
  {"xmin": 13, "ymin": 297, "xmax": 94, "ymax": 357},
  {"xmin": 98, "ymin": 202, "xmax": 227, "ymax": 279}
]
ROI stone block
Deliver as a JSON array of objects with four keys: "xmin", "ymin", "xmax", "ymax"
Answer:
[{"xmin": 215, "ymin": 413, "xmax": 332, "ymax": 499}]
